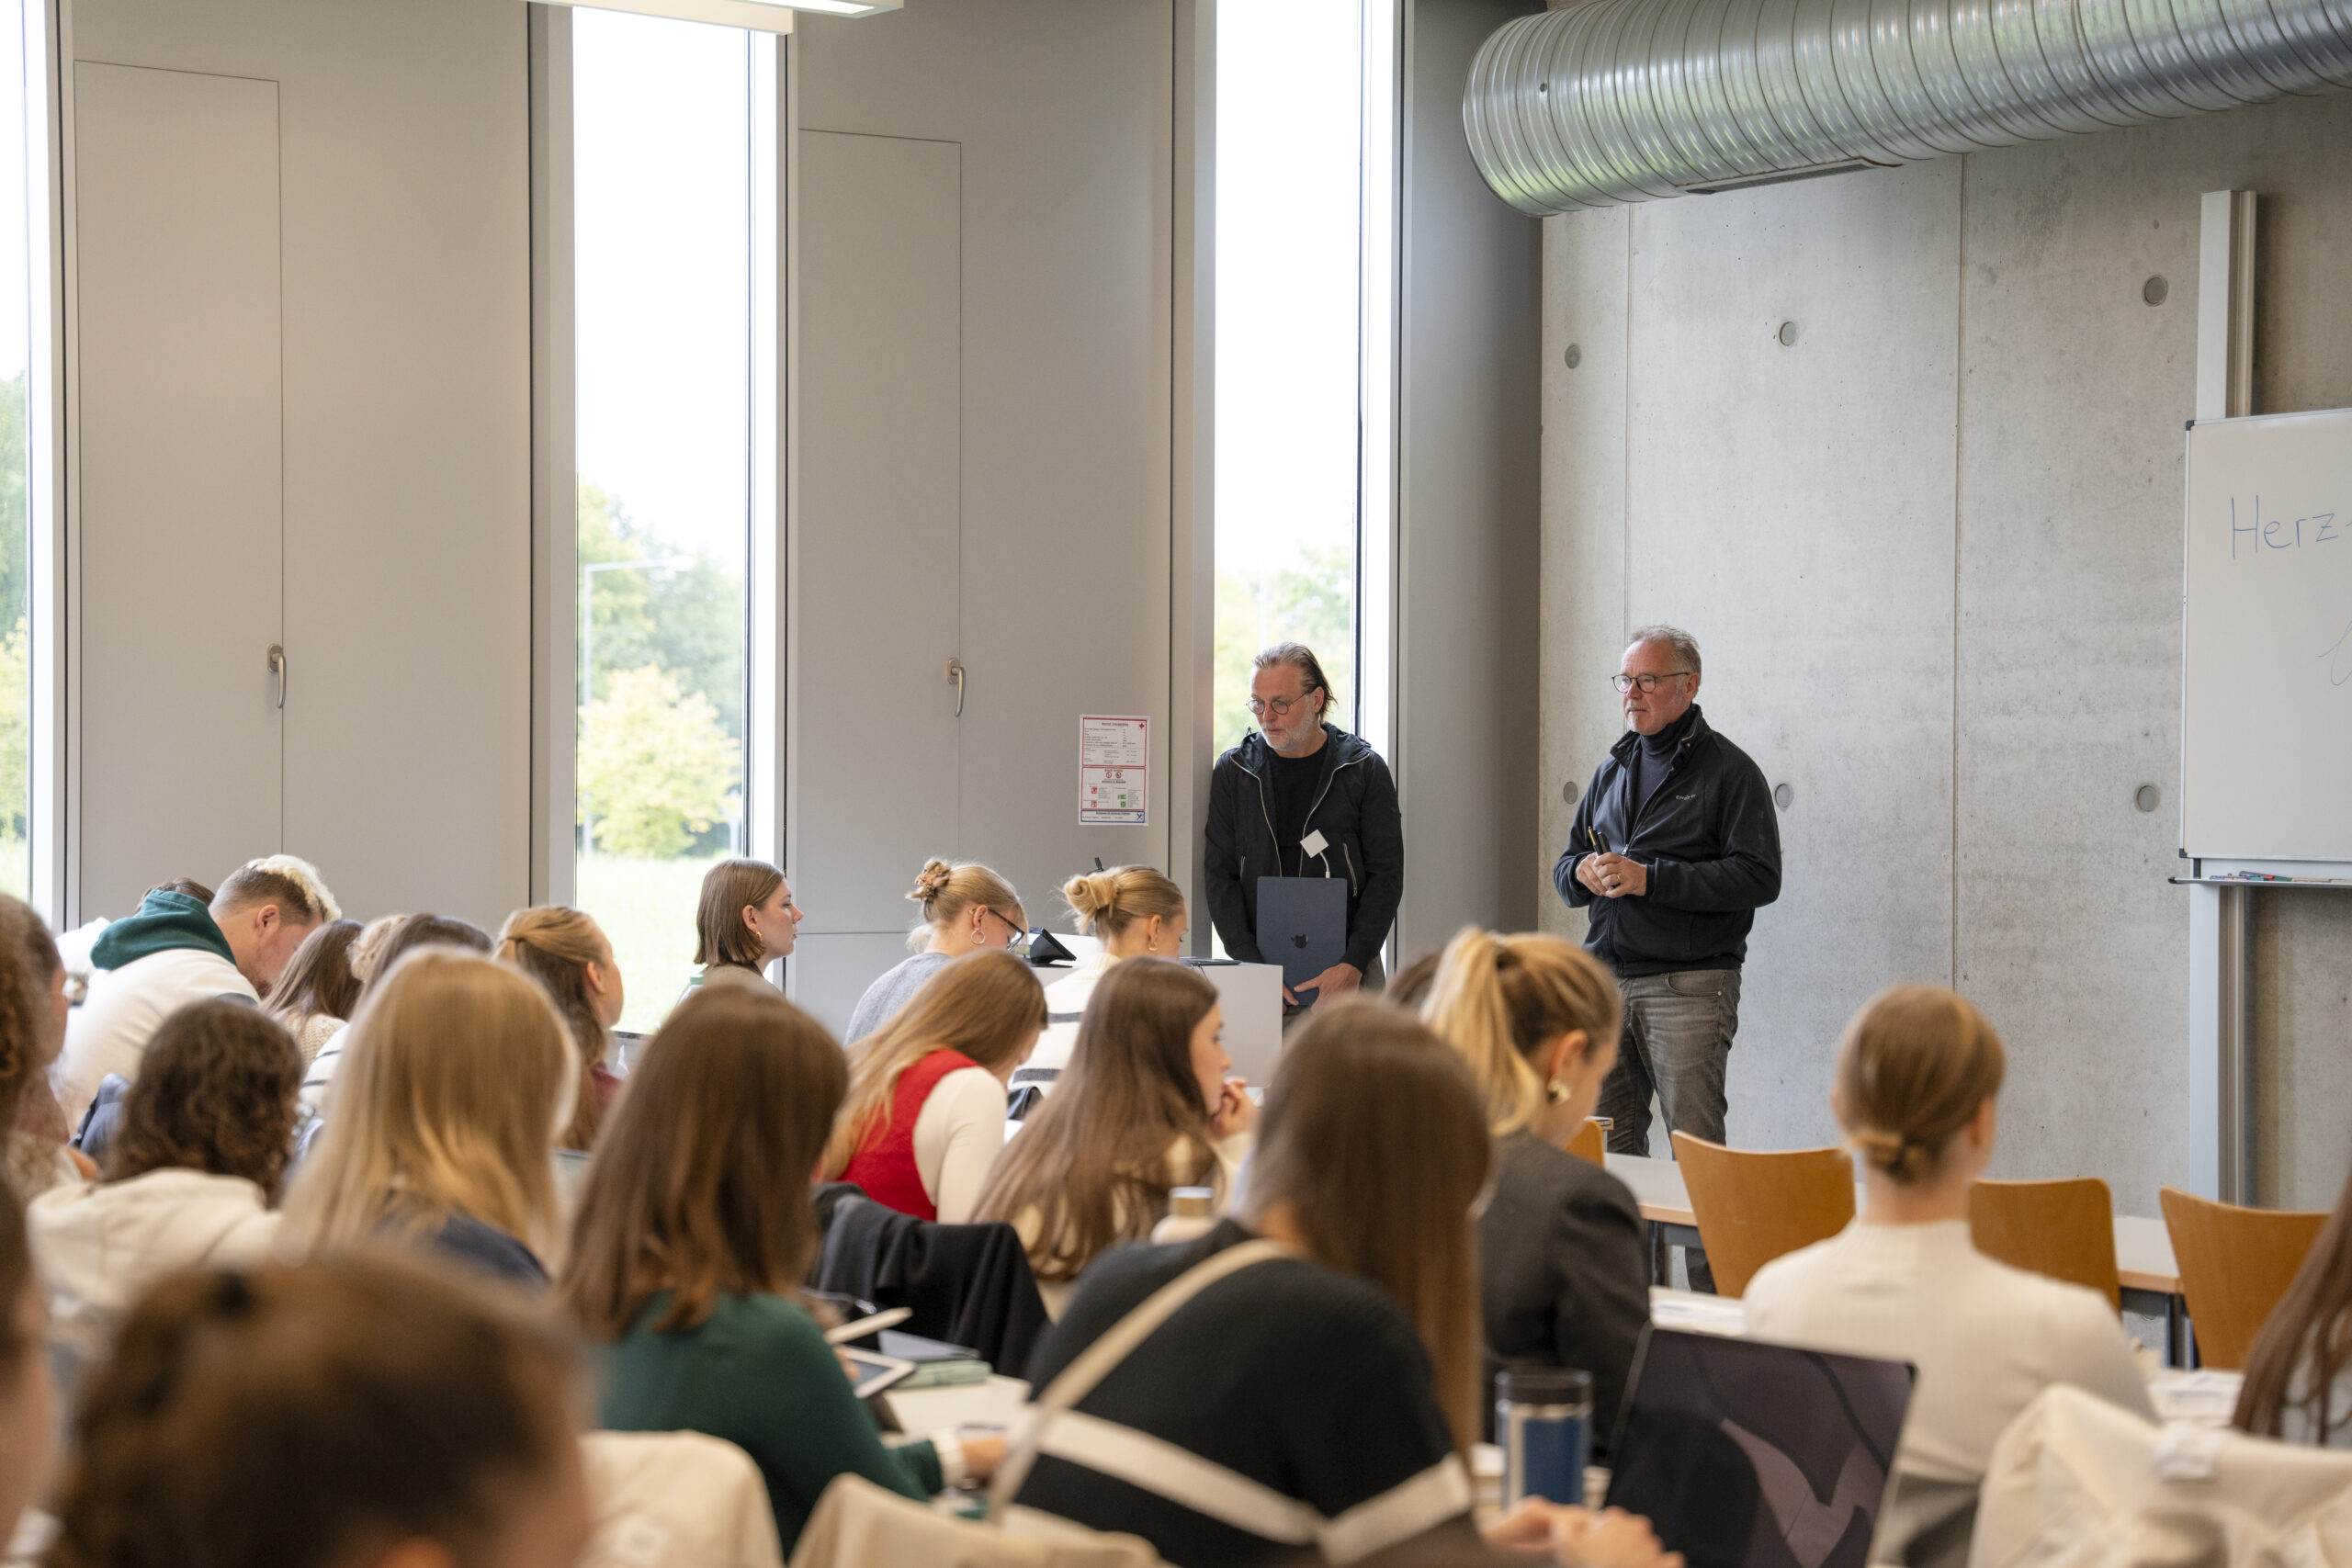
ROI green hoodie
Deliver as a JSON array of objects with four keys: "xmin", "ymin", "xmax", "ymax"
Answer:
[{"xmin": 87, "ymin": 890, "xmax": 237, "ymax": 971}]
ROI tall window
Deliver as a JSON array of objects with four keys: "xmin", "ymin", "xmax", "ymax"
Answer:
[
  {"xmin": 573, "ymin": 12, "xmax": 752, "ymax": 1030},
  {"xmin": 1213, "ymin": 0, "xmax": 1367, "ymax": 754},
  {"xmin": 0, "ymin": 0, "xmax": 30, "ymax": 900}
]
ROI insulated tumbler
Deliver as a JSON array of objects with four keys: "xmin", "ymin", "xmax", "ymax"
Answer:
[{"xmin": 1497, "ymin": 1367, "xmax": 1591, "ymax": 1508}]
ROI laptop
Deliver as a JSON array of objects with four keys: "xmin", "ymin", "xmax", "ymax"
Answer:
[
  {"xmin": 1605, "ymin": 1327, "xmax": 1916, "ymax": 1568},
  {"xmin": 1252, "ymin": 875, "xmax": 1348, "ymax": 995}
]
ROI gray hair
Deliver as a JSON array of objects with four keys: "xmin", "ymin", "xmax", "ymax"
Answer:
[
  {"xmin": 1253, "ymin": 642, "xmax": 1339, "ymax": 716},
  {"xmin": 1625, "ymin": 624, "xmax": 1701, "ymax": 676}
]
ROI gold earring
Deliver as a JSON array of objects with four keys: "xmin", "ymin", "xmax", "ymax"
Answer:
[{"xmin": 1546, "ymin": 1077, "xmax": 1572, "ymax": 1105}]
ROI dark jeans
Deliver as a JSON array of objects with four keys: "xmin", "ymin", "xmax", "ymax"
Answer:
[{"xmin": 1600, "ymin": 966, "xmax": 1742, "ymax": 1292}]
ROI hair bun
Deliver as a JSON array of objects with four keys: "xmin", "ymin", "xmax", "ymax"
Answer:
[{"xmin": 909, "ymin": 859, "xmax": 956, "ymax": 907}]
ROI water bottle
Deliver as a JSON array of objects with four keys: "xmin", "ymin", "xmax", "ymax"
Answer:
[
  {"xmin": 1497, "ymin": 1367, "xmax": 1592, "ymax": 1508},
  {"xmin": 1150, "ymin": 1186, "xmax": 1217, "ymax": 1245}
]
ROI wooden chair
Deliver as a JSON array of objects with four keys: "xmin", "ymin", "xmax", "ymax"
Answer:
[
  {"xmin": 2160, "ymin": 1186, "xmax": 2327, "ymax": 1370},
  {"xmin": 1566, "ymin": 1118, "xmax": 1606, "ymax": 1167},
  {"xmin": 1970, "ymin": 1177, "xmax": 2122, "ymax": 1310},
  {"xmin": 1671, "ymin": 1132, "xmax": 1854, "ymax": 1298}
]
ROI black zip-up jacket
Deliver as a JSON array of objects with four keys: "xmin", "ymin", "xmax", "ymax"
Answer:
[
  {"xmin": 1204, "ymin": 724, "xmax": 1403, "ymax": 975},
  {"xmin": 1554, "ymin": 705, "xmax": 1781, "ymax": 978}
]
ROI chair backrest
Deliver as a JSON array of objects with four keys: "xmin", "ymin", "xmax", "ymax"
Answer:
[
  {"xmin": 1670, "ymin": 1132, "xmax": 1854, "ymax": 1298},
  {"xmin": 1970, "ymin": 1177, "xmax": 2121, "ymax": 1309},
  {"xmin": 2160, "ymin": 1186, "xmax": 2327, "ymax": 1370},
  {"xmin": 582, "ymin": 1430, "xmax": 784, "ymax": 1568},
  {"xmin": 1566, "ymin": 1118, "xmax": 1605, "ymax": 1167}
]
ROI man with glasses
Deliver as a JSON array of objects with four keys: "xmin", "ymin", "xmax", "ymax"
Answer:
[
  {"xmin": 1556, "ymin": 625, "xmax": 1781, "ymax": 1292},
  {"xmin": 1204, "ymin": 642, "xmax": 1403, "ymax": 1007}
]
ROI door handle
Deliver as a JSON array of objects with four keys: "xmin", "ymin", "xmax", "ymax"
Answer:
[
  {"xmin": 946, "ymin": 658, "xmax": 966, "ymax": 717},
  {"xmin": 266, "ymin": 644, "xmax": 286, "ymax": 709}
]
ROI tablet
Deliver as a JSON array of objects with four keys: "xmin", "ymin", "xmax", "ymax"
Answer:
[{"xmin": 841, "ymin": 1349, "xmax": 917, "ymax": 1400}]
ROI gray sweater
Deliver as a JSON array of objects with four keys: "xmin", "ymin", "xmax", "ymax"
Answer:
[{"xmin": 843, "ymin": 951, "xmax": 955, "ymax": 1043}]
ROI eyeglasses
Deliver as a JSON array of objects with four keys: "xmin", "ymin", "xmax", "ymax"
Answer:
[
  {"xmin": 981, "ymin": 908, "xmax": 1031, "ymax": 958},
  {"xmin": 1246, "ymin": 691, "xmax": 1319, "ymax": 718},
  {"xmin": 1611, "ymin": 671, "xmax": 1694, "ymax": 694}
]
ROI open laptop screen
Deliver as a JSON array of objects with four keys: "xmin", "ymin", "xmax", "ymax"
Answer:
[{"xmin": 1604, "ymin": 1327, "xmax": 1915, "ymax": 1568}]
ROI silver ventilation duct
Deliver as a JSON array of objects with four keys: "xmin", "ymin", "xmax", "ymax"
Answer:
[{"xmin": 1463, "ymin": 0, "xmax": 2352, "ymax": 213}]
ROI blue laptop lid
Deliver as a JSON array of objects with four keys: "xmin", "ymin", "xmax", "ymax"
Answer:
[{"xmin": 1252, "ymin": 875, "xmax": 1348, "ymax": 993}]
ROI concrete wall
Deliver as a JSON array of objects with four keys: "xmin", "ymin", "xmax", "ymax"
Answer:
[
  {"xmin": 1540, "ymin": 95, "xmax": 2352, "ymax": 1214},
  {"xmin": 1395, "ymin": 0, "xmax": 1544, "ymax": 956}
]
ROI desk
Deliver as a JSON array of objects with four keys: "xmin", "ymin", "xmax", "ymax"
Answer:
[
  {"xmin": 1608, "ymin": 1153, "xmax": 2192, "ymax": 1364},
  {"xmin": 888, "ymin": 1373, "xmax": 1029, "ymax": 1435}
]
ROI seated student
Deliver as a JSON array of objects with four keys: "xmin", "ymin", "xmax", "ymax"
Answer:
[
  {"xmin": 1028, "ymin": 866, "xmax": 1186, "ymax": 1089},
  {"xmin": 843, "ymin": 859, "xmax": 1027, "ymax": 1042},
  {"xmin": 683, "ymin": 857, "xmax": 801, "ymax": 1003},
  {"xmin": 60, "ymin": 856, "xmax": 338, "ymax": 1117},
  {"xmin": 46, "ymin": 1253, "xmax": 591, "ymax": 1568},
  {"xmin": 30, "ymin": 999, "xmax": 300, "ymax": 1348},
  {"xmin": 972, "ymin": 959, "xmax": 1255, "ymax": 1317},
  {"xmin": 562, "ymin": 985, "xmax": 1002, "ymax": 1553},
  {"xmin": 263, "ymin": 918, "xmax": 362, "ymax": 1067},
  {"xmin": 1743, "ymin": 986, "xmax": 2154, "ymax": 1499},
  {"xmin": 1002, "ymin": 1002, "xmax": 1678, "ymax": 1568},
  {"xmin": 0, "ymin": 896, "xmax": 90, "ymax": 1200},
  {"xmin": 496, "ymin": 907, "xmax": 626, "ymax": 1152},
  {"xmin": 821, "ymin": 951, "xmax": 1044, "ymax": 1224},
  {"xmin": 299, "ymin": 913, "xmax": 492, "ymax": 1113},
  {"xmin": 2235, "ymin": 1160, "xmax": 2352, "ymax": 1447},
  {"xmin": 1420, "ymin": 927, "xmax": 1649, "ymax": 1453},
  {"xmin": 281, "ymin": 949, "xmax": 573, "ymax": 1288}
]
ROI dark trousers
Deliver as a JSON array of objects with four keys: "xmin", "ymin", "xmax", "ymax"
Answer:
[{"xmin": 1600, "ymin": 966, "xmax": 1742, "ymax": 1292}]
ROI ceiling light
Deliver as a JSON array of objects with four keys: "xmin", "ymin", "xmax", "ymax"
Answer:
[{"xmin": 537, "ymin": 0, "xmax": 896, "ymax": 33}]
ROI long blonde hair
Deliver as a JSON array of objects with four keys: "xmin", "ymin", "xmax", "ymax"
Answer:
[
  {"xmin": 281, "ymin": 949, "xmax": 574, "ymax": 1262},
  {"xmin": 1244, "ymin": 1001, "xmax": 1490, "ymax": 1453},
  {"xmin": 822, "ymin": 952, "xmax": 1045, "ymax": 1179},
  {"xmin": 495, "ymin": 906, "xmax": 612, "ymax": 1152},
  {"xmin": 905, "ymin": 859, "xmax": 1025, "ymax": 953},
  {"xmin": 1061, "ymin": 866, "xmax": 1183, "ymax": 942},
  {"xmin": 1419, "ymin": 926, "xmax": 1622, "ymax": 1136}
]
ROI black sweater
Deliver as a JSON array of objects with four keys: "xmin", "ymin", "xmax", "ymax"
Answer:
[
  {"xmin": 1477, "ymin": 1133, "xmax": 1651, "ymax": 1455},
  {"xmin": 1011, "ymin": 1222, "xmax": 1472, "ymax": 1568}
]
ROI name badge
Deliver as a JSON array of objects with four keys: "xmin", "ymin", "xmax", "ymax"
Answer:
[{"xmin": 1301, "ymin": 829, "xmax": 1329, "ymax": 859}]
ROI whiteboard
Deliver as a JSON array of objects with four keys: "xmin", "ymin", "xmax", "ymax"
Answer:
[{"xmin": 2182, "ymin": 407, "xmax": 2352, "ymax": 862}]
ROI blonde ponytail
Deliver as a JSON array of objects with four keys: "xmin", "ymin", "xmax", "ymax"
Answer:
[
  {"xmin": 1060, "ymin": 865, "xmax": 1184, "ymax": 941},
  {"xmin": 1419, "ymin": 927, "xmax": 1622, "ymax": 1137}
]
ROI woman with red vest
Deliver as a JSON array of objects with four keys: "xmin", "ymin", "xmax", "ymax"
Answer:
[{"xmin": 822, "ymin": 952, "xmax": 1046, "ymax": 1223}]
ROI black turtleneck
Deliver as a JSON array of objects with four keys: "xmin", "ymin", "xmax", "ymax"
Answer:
[{"xmin": 1631, "ymin": 705, "xmax": 1700, "ymax": 819}]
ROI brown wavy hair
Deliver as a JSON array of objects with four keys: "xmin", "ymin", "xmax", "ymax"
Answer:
[
  {"xmin": 561, "ymin": 986, "xmax": 848, "ymax": 1338},
  {"xmin": 822, "ymin": 952, "xmax": 1045, "ymax": 1179},
  {"xmin": 1833, "ymin": 985, "xmax": 2006, "ymax": 1185},
  {"xmin": 0, "ymin": 897, "xmax": 61, "ymax": 1131},
  {"xmin": 972, "ymin": 959, "xmax": 1221, "ymax": 1282},
  {"xmin": 46, "ymin": 1253, "xmax": 582, "ymax": 1568},
  {"xmin": 108, "ymin": 1001, "xmax": 304, "ymax": 1200},
  {"xmin": 1243, "ymin": 1001, "xmax": 1492, "ymax": 1453}
]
